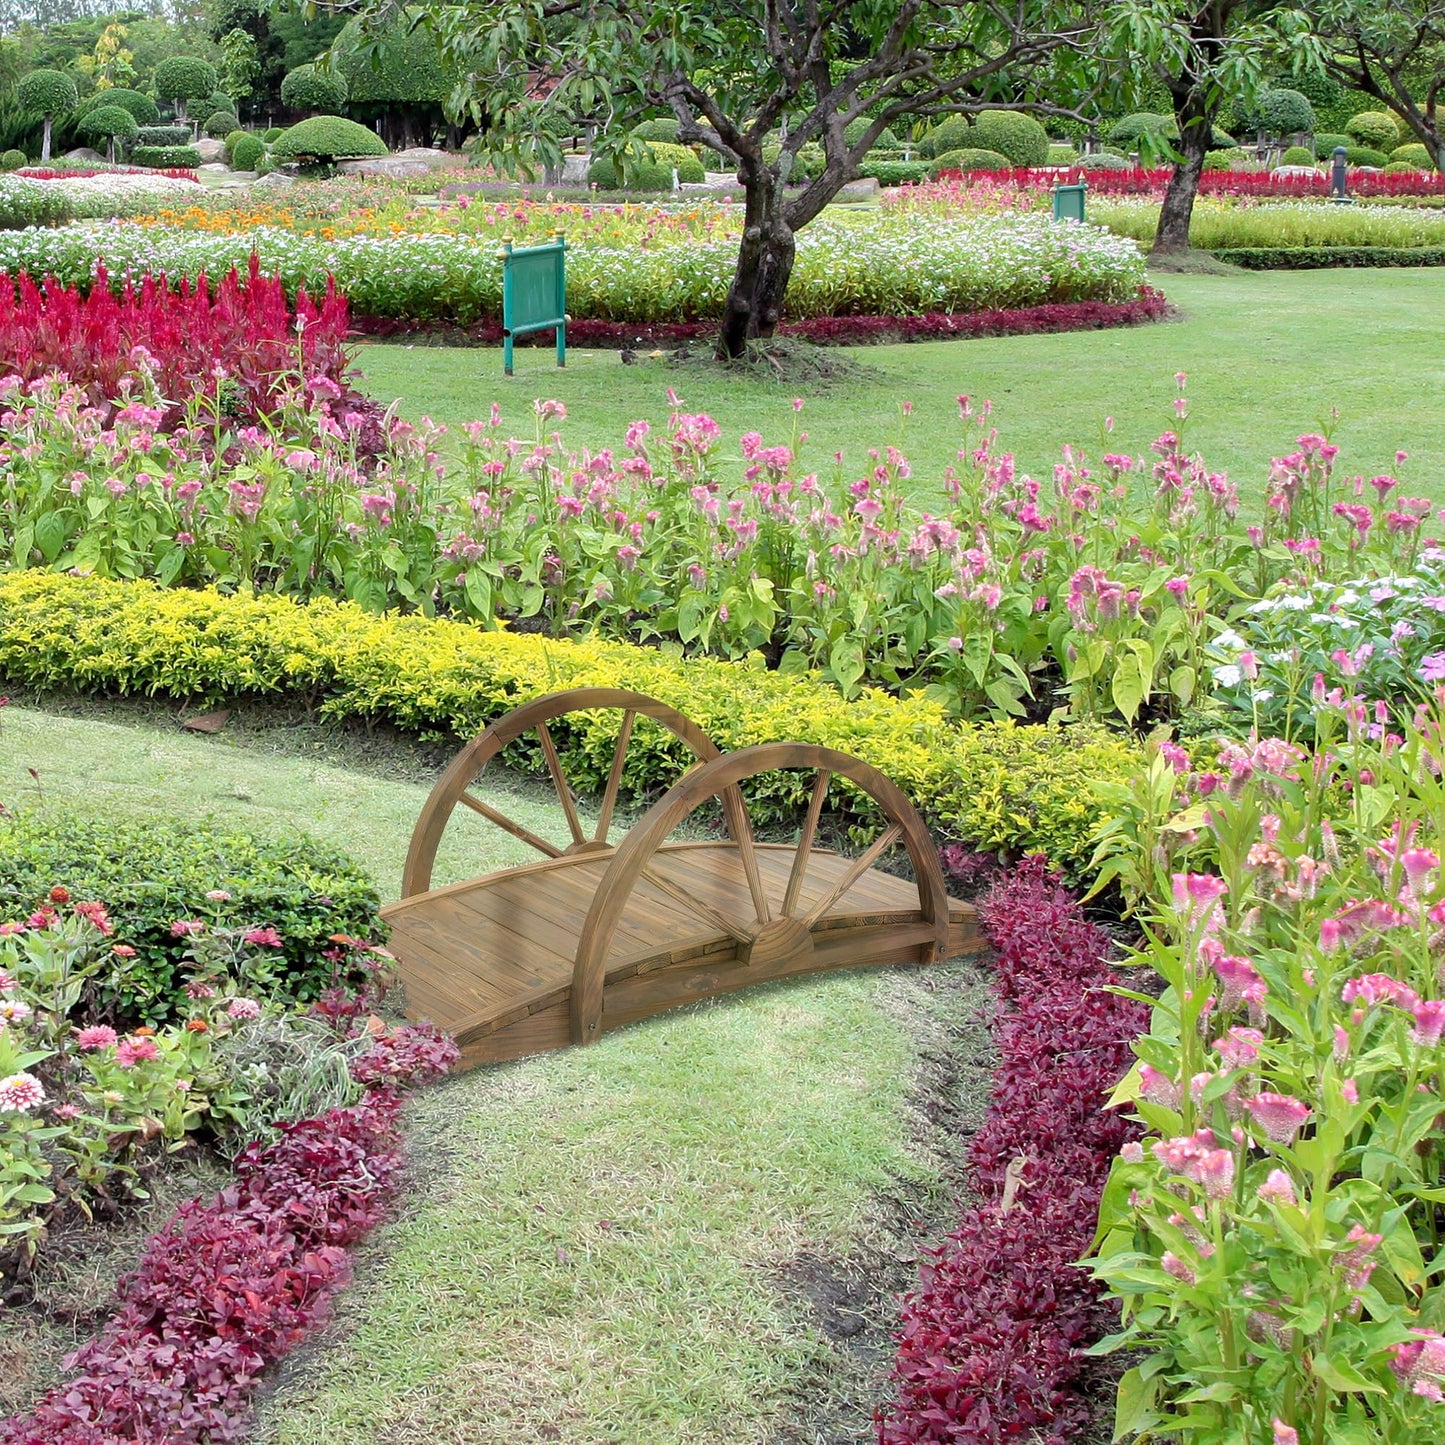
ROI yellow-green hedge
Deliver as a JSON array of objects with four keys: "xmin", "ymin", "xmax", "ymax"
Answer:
[{"xmin": 0, "ymin": 574, "xmax": 1139, "ymax": 879}]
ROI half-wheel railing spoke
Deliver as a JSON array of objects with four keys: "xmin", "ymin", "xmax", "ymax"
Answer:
[
  {"xmin": 639, "ymin": 864, "xmax": 755, "ymax": 946},
  {"xmin": 536, "ymin": 721, "xmax": 586, "ymax": 847},
  {"xmin": 719, "ymin": 784, "xmax": 771, "ymax": 925},
  {"xmin": 593, "ymin": 709, "xmax": 636, "ymax": 845},
  {"xmin": 801, "ymin": 823, "xmax": 902, "ymax": 928},
  {"xmin": 457, "ymin": 791, "xmax": 563, "ymax": 859},
  {"xmin": 781, "ymin": 768, "xmax": 831, "ymax": 919}
]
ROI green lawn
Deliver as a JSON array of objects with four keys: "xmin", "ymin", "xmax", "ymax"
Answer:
[
  {"xmin": 2, "ymin": 700, "xmax": 991, "ymax": 1443},
  {"xmin": 355, "ymin": 268, "xmax": 1445, "ymax": 501}
]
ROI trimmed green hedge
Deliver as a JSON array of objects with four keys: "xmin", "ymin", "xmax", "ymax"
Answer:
[
  {"xmin": 132, "ymin": 144, "xmax": 202, "ymax": 169},
  {"xmin": 0, "ymin": 574, "xmax": 1140, "ymax": 882},
  {"xmin": 1214, "ymin": 245, "xmax": 1445, "ymax": 269},
  {"xmin": 930, "ymin": 147, "xmax": 1009, "ymax": 175},
  {"xmin": 859, "ymin": 157, "xmax": 929, "ymax": 185},
  {"xmin": 272, "ymin": 115, "xmax": 388, "ymax": 163},
  {"xmin": 588, "ymin": 141, "xmax": 705, "ymax": 189},
  {"xmin": 0, "ymin": 808, "xmax": 379, "ymax": 1022}
]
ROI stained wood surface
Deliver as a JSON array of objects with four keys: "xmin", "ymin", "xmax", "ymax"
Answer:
[{"xmin": 383, "ymin": 841, "xmax": 982, "ymax": 1070}]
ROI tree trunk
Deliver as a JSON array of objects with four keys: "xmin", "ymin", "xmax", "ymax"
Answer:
[
  {"xmin": 715, "ymin": 155, "xmax": 795, "ymax": 360},
  {"xmin": 1153, "ymin": 88, "xmax": 1212, "ymax": 254},
  {"xmin": 40, "ymin": 115, "xmax": 51, "ymax": 164}
]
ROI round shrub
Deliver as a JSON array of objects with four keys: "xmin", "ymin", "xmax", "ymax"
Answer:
[
  {"xmin": 204, "ymin": 109, "xmax": 240, "ymax": 139},
  {"xmin": 0, "ymin": 149, "xmax": 25, "ymax": 171},
  {"xmin": 1105, "ymin": 111, "xmax": 1175, "ymax": 149},
  {"xmin": 1315, "ymin": 133, "xmax": 1351, "ymax": 157},
  {"xmin": 271, "ymin": 114, "xmax": 390, "ymax": 164},
  {"xmin": 1047, "ymin": 143, "xmax": 1079, "ymax": 166},
  {"xmin": 18, "ymin": 68, "xmax": 78, "ymax": 120},
  {"xmin": 844, "ymin": 115, "xmax": 899, "ymax": 150},
  {"xmin": 1390, "ymin": 142, "xmax": 1434, "ymax": 170},
  {"xmin": 280, "ymin": 63, "xmax": 348, "ymax": 115},
  {"xmin": 929, "ymin": 147, "xmax": 1010, "ymax": 176},
  {"xmin": 263, "ymin": 127, "xmax": 285, "ymax": 143},
  {"xmin": 1277, "ymin": 144, "xmax": 1317, "ymax": 167},
  {"xmin": 1202, "ymin": 148, "xmax": 1239, "ymax": 171},
  {"xmin": 230, "ymin": 132, "xmax": 265, "ymax": 171},
  {"xmin": 1346, "ymin": 110, "xmax": 1401, "ymax": 152},
  {"xmin": 967, "ymin": 111, "xmax": 1048, "ymax": 166},
  {"xmin": 1077, "ymin": 152, "xmax": 1131, "ymax": 171},
  {"xmin": 224, "ymin": 127, "xmax": 248, "ymax": 154},
  {"xmin": 1251, "ymin": 87, "xmax": 1315, "ymax": 137},
  {"xmin": 81, "ymin": 104, "xmax": 139, "ymax": 148},
  {"xmin": 154, "ymin": 56, "xmax": 218, "ymax": 109},
  {"xmin": 630, "ymin": 117, "xmax": 680, "ymax": 143},
  {"xmin": 206, "ymin": 90, "xmax": 233, "ymax": 115},
  {"xmin": 1344, "ymin": 145, "xmax": 1389, "ymax": 168},
  {"xmin": 335, "ymin": 12, "xmax": 452, "ymax": 105},
  {"xmin": 1383, "ymin": 160, "xmax": 1420, "ymax": 175},
  {"xmin": 588, "ymin": 140, "xmax": 705, "ymax": 190},
  {"xmin": 81, "ymin": 87, "xmax": 159, "ymax": 128}
]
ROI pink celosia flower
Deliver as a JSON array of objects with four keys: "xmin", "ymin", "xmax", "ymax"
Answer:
[
  {"xmin": 0, "ymin": 1070, "xmax": 45, "ymax": 1112},
  {"xmin": 227, "ymin": 997, "xmax": 262, "ymax": 1020},
  {"xmin": 1139, "ymin": 1063, "xmax": 1180, "ymax": 1108},
  {"xmin": 1172, "ymin": 872, "xmax": 1228, "ymax": 931},
  {"xmin": 242, "ymin": 926, "xmax": 283, "ymax": 948},
  {"xmin": 1214, "ymin": 1027, "xmax": 1263, "ymax": 1069},
  {"xmin": 1272, "ymin": 1422, "xmax": 1300, "ymax": 1445},
  {"xmin": 1198, "ymin": 1149, "xmax": 1235, "ymax": 1199},
  {"xmin": 114, "ymin": 1036, "xmax": 160, "ymax": 1068},
  {"xmin": 1213, "ymin": 954, "xmax": 1266, "ymax": 1009},
  {"xmin": 1160, "ymin": 1251, "xmax": 1195, "ymax": 1284},
  {"xmin": 1341, "ymin": 1078, "xmax": 1360, "ymax": 1104},
  {"xmin": 1245, "ymin": 1092, "xmax": 1311, "ymax": 1143},
  {"xmin": 74, "ymin": 1024, "xmax": 118, "ymax": 1051},
  {"xmin": 1340, "ymin": 1224, "xmax": 1383, "ymax": 1290},
  {"xmin": 1120, "ymin": 1141, "xmax": 1145, "ymax": 1164},
  {"xmin": 1410, "ymin": 999, "xmax": 1445, "ymax": 1047},
  {"xmin": 1342, "ymin": 973, "xmax": 1420, "ymax": 1010},
  {"xmin": 1258, "ymin": 1169, "xmax": 1298, "ymax": 1206}
]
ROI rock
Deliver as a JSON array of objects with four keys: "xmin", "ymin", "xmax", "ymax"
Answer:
[
  {"xmin": 338, "ymin": 147, "xmax": 458, "ymax": 178},
  {"xmin": 834, "ymin": 176, "xmax": 880, "ymax": 201},
  {"xmin": 199, "ymin": 162, "xmax": 228, "ymax": 172},
  {"xmin": 1271, "ymin": 165, "xmax": 1321, "ymax": 179},
  {"xmin": 63, "ymin": 147, "xmax": 106, "ymax": 165},
  {"xmin": 194, "ymin": 137, "xmax": 226, "ymax": 163},
  {"xmin": 251, "ymin": 169, "xmax": 295, "ymax": 188}
]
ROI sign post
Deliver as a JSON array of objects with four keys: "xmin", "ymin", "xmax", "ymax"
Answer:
[
  {"xmin": 499, "ymin": 232, "xmax": 567, "ymax": 377},
  {"xmin": 1052, "ymin": 180, "xmax": 1087, "ymax": 223}
]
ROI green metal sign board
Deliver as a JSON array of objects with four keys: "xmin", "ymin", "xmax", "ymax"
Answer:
[
  {"xmin": 1052, "ymin": 180, "xmax": 1087, "ymax": 223},
  {"xmin": 500, "ymin": 233, "xmax": 567, "ymax": 376}
]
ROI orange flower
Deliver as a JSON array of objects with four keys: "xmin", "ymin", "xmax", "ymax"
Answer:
[
  {"xmin": 185, "ymin": 1019, "xmax": 209, "ymax": 1033},
  {"xmin": 132, "ymin": 1025, "xmax": 155, "ymax": 1037}
]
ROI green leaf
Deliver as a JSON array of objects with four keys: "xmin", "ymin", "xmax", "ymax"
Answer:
[
  {"xmin": 1113, "ymin": 1365, "xmax": 1158, "ymax": 1438},
  {"xmin": 1311, "ymin": 1354, "xmax": 1385, "ymax": 1395}
]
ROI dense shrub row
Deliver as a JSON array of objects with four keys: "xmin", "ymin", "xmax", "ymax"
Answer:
[
  {"xmin": 879, "ymin": 858, "xmax": 1146, "ymax": 1443},
  {"xmin": 0, "ymin": 573, "xmax": 1140, "ymax": 880},
  {"xmin": 0, "ymin": 808, "xmax": 380, "ymax": 1021},
  {"xmin": 1214, "ymin": 244, "xmax": 1445, "ymax": 268}
]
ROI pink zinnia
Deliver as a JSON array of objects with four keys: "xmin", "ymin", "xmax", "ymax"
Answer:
[
  {"xmin": 74, "ymin": 1024, "xmax": 118, "ymax": 1051},
  {"xmin": 114, "ymin": 1036, "xmax": 160, "ymax": 1068},
  {"xmin": 0, "ymin": 998, "xmax": 33, "ymax": 1024},
  {"xmin": 1246, "ymin": 1092, "xmax": 1311, "ymax": 1143},
  {"xmin": 0, "ymin": 967, "xmax": 14, "ymax": 993},
  {"xmin": 227, "ymin": 997, "xmax": 262, "ymax": 1020},
  {"xmin": 0, "ymin": 1070, "xmax": 45, "ymax": 1113},
  {"xmin": 170, "ymin": 918, "xmax": 205, "ymax": 937},
  {"xmin": 242, "ymin": 926, "xmax": 283, "ymax": 948}
]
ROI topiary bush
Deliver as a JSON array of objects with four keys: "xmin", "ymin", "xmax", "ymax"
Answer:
[
  {"xmin": 131, "ymin": 144, "xmax": 202, "ymax": 169},
  {"xmin": 1250, "ymin": 86, "xmax": 1315, "ymax": 138},
  {"xmin": 271, "ymin": 115, "xmax": 390, "ymax": 165},
  {"xmin": 929, "ymin": 147, "xmax": 1010, "ymax": 175},
  {"xmin": 280, "ymin": 63, "xmax": 348, "ymax": 116},
  {"xmin": 1105, "ymin": 111, "xmax": 1175, "ymax": 149},
  {"xmin": 85, "ymin": 88, "xmax": 159, "ymax": 129},
  {"xmin": 1202, "ymin": 148, "xmax": 1240, "ymax": 171},
  {"xmin": 1346, "ymin": 110, "xmax": 1401, "ymax": 152},
  {"xmin": 204, "ymin": 110, "xmax": 240, "ymax": 139},
  {"xmin": 205, "ymin": 90, "xmax": 233, "ymax": 116},
  {"xmin": 1315, "ymin": 132, "xmax": 1351, "ymax": 157},
  {"xmin": 630, "ymin": 117, "xmax": 681, "ymax": 144},
  {"xmin": 263, "ymin": 127, "xmax": 284, "ymax": 143},
  {"xmin": 0, "ymin": 148, "xmax": 26, "ymax": 171},
  {"xmin": 1277, "ymin": 144, "xmax": 1318, "ymax": 167},
  {"xmin": 80, "ymin": 103, "xmax": 139, "ymax": 162},
  {"xmin": 1390, "ymin": 142, "xmax": 1434, "ymax": 170},
  {"xmin": 588, "ymin": 140, "xmax": 705, "ymax": 189},
  {"xmin": 136, "ymin": 124, "xmax": 191, "ymax": 147},
  {"xmin": 153, "ymin": 56, "xmax": 219, "ymax": 120},
  {"xmin": 335, "ymin": 12, "xmax": 452, "ymax": 106},
  {"xmin": 1077, "ymin": 151, "xmax": 1131, "ymax": 171},
  {"xmin": 968, "ymin": 110, "xmax": 1049, "ymax": 166},
  {"xmin": 844, "ymin": 115, "xmax": 899, "ymax": 150},
  {"xmin": 17, "ymin": 69, "xmax": 77, "ymax": 161},
  {"xmin": 858, "ymin": 157, "xmax": 929, "ymax": 185},
  {"xmin": 1344, "ymin": 144, "xmax": 1390, "ymax": 168},
  {"xmin": 229, "ymin": 133, "xmax": 264, "ymax": 171},
  {"xmin": 0, "ymin": 808, "xmax": 382, "ymax": 1022}
]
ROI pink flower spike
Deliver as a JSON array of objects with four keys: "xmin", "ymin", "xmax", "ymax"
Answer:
[
  {"xmin": 1214, "ymin": 1027, "xmax": 1263, "ymax": 1068},
  {"xmin": 1198, "ymin": 1148, "xmax": 1235, "ymax": 1199},
  {"xmin": 1258, "ymin": 1170, "xmax": 1298, "ymax": 1207},
  {"xmin": 1410, "ymin": 1000, "xmax": 1445, "ymax": 1048},
  {"xmin": 1272, "ymin": 1422, "xmax": 1300, "ymax": 1445},
  {"xmin": 1245, "ymin": 1091, "xmax": 1311, "ymax": 1143}
]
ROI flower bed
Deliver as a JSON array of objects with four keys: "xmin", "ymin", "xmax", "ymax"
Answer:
[
  {"xmin": 0, "ymin": 373, "xmax": 1430, "ymax": 728},
  {"xmin": 1088, "ymin": 700, "xmax": 1445, "ymax": 1443},
  {"xmin": 0, "ymin": 571, "xmax": 1139, "ymax": 880},
  {"xmin": 351, "ymin": 286, "xmax": 1172, "ymax": 348},
  {"xmin": 879, "ymin": 858, "xmax": 1146, "ymax": 1443},
  {"xmin": 0, "ymin": 210, "xmax": 1146, "ymax": 324},
  {"xmin": 0, "ymin": 261, "xmax": 355, "ymax": 425},
  {"xmin": 1092, "ymin": 198, "xmax": 1445, "ymax": 251}
]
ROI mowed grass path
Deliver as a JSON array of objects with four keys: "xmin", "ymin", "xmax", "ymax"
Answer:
[
  {"xmin": 355, "ymin": 269, "xmax": 1445, "ymax": 502},
  {"xmin": 2, "ymin": 702, "xmax": 988, "ymax": 1443}
]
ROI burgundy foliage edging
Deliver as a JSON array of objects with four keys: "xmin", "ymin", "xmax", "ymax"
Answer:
[
  {"xmin": 878, "ymin": 857, "xmax": 1146, "ymax": 1445},
  {"xmin": 0, "ymin": 1022, "xmax": 458, "ymax": 1445},
  {"xmin": 349, "ymin": 286, "xmax": 1172, "ymax": 349}
]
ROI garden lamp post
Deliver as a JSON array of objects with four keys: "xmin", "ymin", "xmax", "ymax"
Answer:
[{"xmin": 1330, "ymin": 145, "xmax": 1352, "ymax": 204}]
